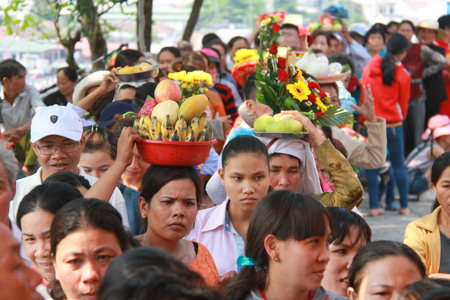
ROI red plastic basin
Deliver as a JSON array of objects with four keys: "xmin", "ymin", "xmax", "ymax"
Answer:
[{"xmin": 136, "ymin": 139, "xmax": 216, "ymax": 166}]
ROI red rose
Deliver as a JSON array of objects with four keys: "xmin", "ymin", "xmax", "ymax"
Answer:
[
  {"xmin": 318, "ymin": 90, "xmax": 326, "ymax": 98},
  {"xmin": 308, "ymin": 81, "xmax": 319, "ymax": 90},
  {"xmin": 316, "ymin": 112, "xmax": 325, "ymax": 118},
  {"xmin": 269, "ymin": 43, "xmax": 278, "ymax": 55},
  {"xmin": 277, "ymin": 57, "xmax": 286, "ymax": 69},
  {"xmin": 273, "ymin": 24, "xmax": 281, "ymax": 33},
  {"xmin": 278, "ymin": 70, "xmax": 288, "ymax": 82},
  {"xmin": 308, "ymin": 93, "xmax": 317, "ymax": 103}
]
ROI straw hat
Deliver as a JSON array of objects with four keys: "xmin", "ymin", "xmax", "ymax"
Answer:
[
  {"xmin": 72, "ymin": 71, "xmax": 110, "ymax": 104},
  {"xmin": 416, "ymin": 19, "xmax": 447, "ymax": 40}
]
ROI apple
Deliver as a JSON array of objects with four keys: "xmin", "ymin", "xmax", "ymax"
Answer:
[{"xmin": 154, "ymin": 79, "xmax": 182, "ymax": 103}]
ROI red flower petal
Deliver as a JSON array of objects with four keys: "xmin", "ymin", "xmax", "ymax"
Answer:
[
  {"xmin": 273, "ymin": 24, "xmax": 281, "ymax": 33},
  {"xmin": 316, "ymin": 112, "xmax": 325, "ymax": 118},
  {"xmin": 277, "ymin": 57, "xmax": 286, "ymax": 69},
  {"xmin": 278, "ymin": 70, "xmax": 288, "ymax": 82},
  {"xmin": 308, "ymin": 81, "xmax": 319, "ymax": 90},
  {"xmin": 318, "ymin": 90, "xmax": 326, "ymax": 98},
  {"xmin": 308, "ymin": 93, "xmax": 317, "ymax": 103},
  {"xmin": 269, "ymin": 43, "xmax": 278, "ymax": 55}
]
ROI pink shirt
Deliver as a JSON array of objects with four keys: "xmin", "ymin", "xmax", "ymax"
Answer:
[{"xmin": 185, "ymin": 200, "xmax": 238, "ymax": 276}]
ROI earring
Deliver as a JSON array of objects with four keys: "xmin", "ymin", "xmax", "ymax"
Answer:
[
  {"xmin": 142, "ymin": 213, "xmax": 146, "ymax": 218},
  {"xmin": 275, "ymin": 258, "xmax": 279, "ymax": 262}
]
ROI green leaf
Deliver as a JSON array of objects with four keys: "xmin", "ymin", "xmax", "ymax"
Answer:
[{"xmin": 6, "ymin": 24, "xmax": 13, "ymax": 35}]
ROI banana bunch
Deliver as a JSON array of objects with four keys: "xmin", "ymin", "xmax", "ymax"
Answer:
[{"xmin": 136, "ymin": 112, "xmax": 213, "ymax": 142}]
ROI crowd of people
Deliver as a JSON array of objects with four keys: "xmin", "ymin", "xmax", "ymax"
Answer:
[{"xmin": 2, "ymin": 10, "xmax": 450, "ymax": 300}]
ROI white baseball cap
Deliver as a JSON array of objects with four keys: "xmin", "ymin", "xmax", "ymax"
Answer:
[{"xmin": 30, "ymin": 105, "xmax": 83, "ymax": 143}]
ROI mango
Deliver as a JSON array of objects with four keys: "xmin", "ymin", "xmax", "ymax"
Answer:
[
  {"xmin": 138, "ymin": 62, "xmax": 152, "ymax": 72},
  {"xmin": 154, "ymin": 79, "xmax": 182, "ymax": 103},
  {"xmin": 265, "ymin": 119, "xmax": 303, "ymax": 133},
  {"xmin": 118, "ymin": 66, "xmax": 141, "ymax": 74},
  {"xmin": 178, "ymin": 94, "xmax": 209, "ymax": 123},
  {"xmin": 254, "ymin": 115, "xmax": 275, "ymax": 132},
  {"xmin": 151, "ymin": 100, "xmax": 179, "ymax": 124},
  {"xmin": 273, "ymin": 113, "xmax": 282, "ymax": 122}
]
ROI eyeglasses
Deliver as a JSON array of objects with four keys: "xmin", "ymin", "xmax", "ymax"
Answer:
[
  {"xmin": 320, "ymin": 169, "xmax": 330, "ymax": 179},
  {"xmin": 35, "ymin": 141, "xmax": 80, "ymax": 155}
]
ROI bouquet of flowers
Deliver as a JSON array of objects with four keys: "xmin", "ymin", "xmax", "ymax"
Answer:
[
  {"xmin": 168, "ymin": 70, "xmax": 213, "ymax": 99},
  {"xmin": 255, "ymin": 15, "xmax": 353, "ymax": 127}
]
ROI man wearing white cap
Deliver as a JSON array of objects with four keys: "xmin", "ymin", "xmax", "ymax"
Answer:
[{"xmin": 8, "ymin": 105, "xmax": 129, "ymax": 227}]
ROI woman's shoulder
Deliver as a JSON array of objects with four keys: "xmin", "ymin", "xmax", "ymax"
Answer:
[
  {"xmin": 407, "ymin": 207, "xmax": 440, "ymax": 232},
  {"xmin": 188, "ymin": 241, "xmax": 219, "ymax": 286}
]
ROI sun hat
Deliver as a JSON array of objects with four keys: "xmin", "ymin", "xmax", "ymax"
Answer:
[
  {"xmin": 421, "ymin": 114, "xmax": 450, "ymax": 141},
  {"xmin": 72, "ymin": 71, "xmax": 110, "ymax": 104},
  {"xmin": 200, "ymin": 48, "xmax": 221, "ymax": 63},
  {"xmin": 98, "ymin": 102, "xmax": 137, "ymax": 127},
  {"xmin": 349, "ymin": 23, "xmax": 368, "ymax": 37},
  {"xmin": 416, "ymin": 19, "xmax": 447, "ymax": 40},
  {"xmin": 30, "ymin": 105, "xmax": 83, "ymax": 143}
]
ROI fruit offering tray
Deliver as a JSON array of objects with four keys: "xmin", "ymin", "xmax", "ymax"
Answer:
[
  {"xmin": 253, "ymin": 131, "xmax": 308, "ymax": 139},
  {"xmin": 117, "ymin": 62, "xmax": 159, "ymax": 82}
]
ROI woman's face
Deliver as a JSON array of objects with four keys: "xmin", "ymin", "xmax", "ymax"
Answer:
[
  {"xmin": 79, "ymin": 151, "xmax": 115, "ymax": 178},
  {"xmin": 321, "ymin": 85, "xmax": 340, "ymax": 107},
  {"xmin": 22, "ymin": 210, "xmax": 55, "ymax": 282},
  {"xmin": 367, "ymin": 33, "xmax": 384, "ymax": 53},
  {"xmin": 122, "ymin": 146, "xmax": 151, "ymax": 187},
  {"xmin": 322, "ymin": 226, "xmax": 367, "ymax": 297},
  {"xmin": 141, "ymin": 179, "xmax": 198, "ymax": 241},
  {"xmin": 57, "ymin": 71, "xmax": 77, "ymax": 98},
  {"xmin": 230, "ymin": 39, "xmax": 249, "ymax": 58},
  {"xmin": 211, "ymin": 44, "xmax": 226, "ymax": 68},
  {"xmin": 276, "ymin": 221, "xmax": 332, "ymax": 292},
  {"xmin": 348, "ymin": 256, "xmax": 423, "ymax": 300},
  {"xmin": 219, "ymin": 153, "xmax": 270, "ymax": 213},
  {"xmin": 269, "ymin": 154, "xmax": 301, "ymax": 191},
  {"xmin": 53, "ymin": 227, "xmax": 123, "ymax": 300},
  {"xmin": 433, "ymin": 165, "xmax": 450, "ymax": 215},
  {"xmin": 398, "ymin": 24, "xmax": 414, "ymax": 41},
  {"xmin": 328, "ymin": 38, "xmax": 342, "ymax": 55},
  {"xmin": 311, "ymin": 35, "xmax": 329, "ymax": 55},
  {"xmin": 417, "ymin": 28, "xmax": 437, "ymax": 45},
  {"xmin": 159, "ymin": 51, "xmax": 176, "ymax": 70}
]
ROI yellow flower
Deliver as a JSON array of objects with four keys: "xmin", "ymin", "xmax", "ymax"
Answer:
[
  {"xmin": 260, "ymin": 18, "xmax": 271, "ymax": 26},
  {"xmin": 274, "ymin": 15, "xmax": 283, "ymax": 23},
  {"xmin": 184, "ymin": 73, "xmax": 193, "ymax": 83},
  {"xmin": 287, "ymin": 81, "xmax": 311, "ymax": 102},
  {"xmin": 204, "ymin": 88, "xmax": 209, "ymax": 92},
  {"xmin": 181, "ymin": 83, "xmax": 187, "ymax": 89},
  {"xmin": 294, "ymin": 69, "xmax": 305, "ymax": 81},
  {"xmin": 315, "ymin": 97, "xmax": 329, "ymax": 113},
  {"xmin": 168, "ymin": 73, "xmax": 174, "ymax": 79},
  {"xmin": 233, "ymin": 48, "xmax": 259, "ymax": 65},
  {"xmin": 322, "ymin": 96, "xmax": 330, "ymax": 104}
]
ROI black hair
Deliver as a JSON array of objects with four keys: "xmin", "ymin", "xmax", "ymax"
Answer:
[
  {"xmin": 243, "ymin": 72, "xmax": 257, "ymax": 100},
  {"xmin": 380, "ymin": 33, "xmax": 410, "ymax": 86},
  {"xmin": 312, "ymin": 49, "xmax": 325, "ymax": 55},
  {"xmin": 98, "ymin": 247, "xmax": 223, "ymax": 300},
  {"xmin": 82, "ymin": 125, "xmax": 118, "ymax": 160},
  {"xmin": 327, "ymin": 207, "xmax": 371, "ymax": 246},
  {"xmin": 16, "ymin": 182, "xmax": 83, "ymax": 230},
  {"xmin": 56, "ymin": 66, "xmax": 78, "ymax": 82},
  {"xmin": 0, "ymin": 59, "xmax": 26, "ymax": 84},
  {"xmin": 327, "ymin": 53, "xmax": 356, "ymax": 78},
  {"xmin": 431, "ymin": 152, "xmax": 450, "ymax": 186},
  {"xmin": 312, "ymin": 30, "xmax": 330, "ymax": 46},
  {"xmin": 387, "ymin": 21, "xmax": 400, "ymax": 31},
  {"xmin": 226, "ymin": 191, "xmax": 334, "ymax": 300},
  {"xmin": 157, "ymin": 46, "xmax": 181, "ymax": 61},
  {"xmin": 401, "ymin": 278, "xmax": 448, "ymax": 300},
  {"xmin": 44, "ymin": 171, "xmax": 91, "ymax": 190},
  {"xmin": 114, "ymin": 49, "xmax": 145, "ymax": 68},
  {"xmin": 281, "ymin": 23, "xmax": 299, "ymax": 34},
  {"xmin": 205, "ymin": 39, "xmax": 228, "ymax": 55},
  {"xmin": 364, "ymin": 27, "xmax": 386, "ymax": 45},
  {"xmin": 399, "ymin": 20, "xmax": 416, "ymax": 32},
  {"xmin": 417, "ymin": 288, "xmax": 450, "ymax": 300},
  {"xmin": 119, "ymin": 98, "xmax": 145, "ymax": 112},
  {"xmin": 438, "ymin": 15, "xmax": 450, "ymax": 30},
  {"xmin": 371, "ymin": 22, "xmax": 387, "ymax": 33},
  {"xmin": 202, "ymin": 33, "xmax": 220, "ymax": 48},
  {"xmin": 136, "ymin": 82, "xmax": 157, "ymax": 100},
  {"xmin": 228, "ymin": 36, "xmax": 249, "ymax": 50},
  {"xmin": 348, "ymin": 241, "xmax": 426, "ymax": 294},
  {"xmin": 221, "ymin": 135, "xmax": 269, "ymax": 168},
  {"xmin": 140, "ymin": 165, "xmax": 202, "ymax": 230}
]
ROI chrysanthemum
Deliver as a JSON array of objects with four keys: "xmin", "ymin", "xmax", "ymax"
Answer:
[{"xmin": 287, "ymin": 81, "xmax": 311, "ymax": 102}]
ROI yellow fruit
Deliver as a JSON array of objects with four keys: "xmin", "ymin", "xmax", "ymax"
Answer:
[
  {"xmin": 178, "ymin": 94, "xmax": 209, "ymax": 123},
  {"xmin": 197, "ymin": 128, "xmax": 210, "ymax": 142},
  {"xmin": 189, "ymin": 115, "xmax": 201, "ymax": 138},
  {"xmin": 185, "ymin": 130, "xmax": 197, "ymax": 142},
  {"xmin": 273, "ymin": 113, "xmax": 282, "ymax": 122},
  {"xmin": 149, "ymin": 116, "xmax": 161, "ymax": 140},
  {"xmin": 265, "ymin": 119, "xmax": 303, "ymax": 133},
  {"xmin": 254, "ymin": 115, "xmax": 275, "ymax": 132},
  {"xmin": 138, "ymin": 62, "xmax": 152, "ymax": 72},
  {"xmin": 199, "ymin": 113, "xmax": 207, "ymax": 131},
  {"xmin": 151, "ymin": 100, "xmax": 179, "ymax": 125},
  {"xmin": 170, "ymin": 129, "xmax": 180, "ymax": 141},
  {"xmin": 118, "ymin": 66, "xmax": 141, "ymax": 74},
  {"xmin": 161, "ymin": 115, "xmax": 173, "ymax": 141},
  {"xmin": 175, "ymin": 115, "xmax": 187, "ymax": 141}
]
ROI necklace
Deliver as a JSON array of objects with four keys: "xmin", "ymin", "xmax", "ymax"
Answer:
[{"xmin": 144, "ymin": 232, "xmax": 181, "ymax": 258}]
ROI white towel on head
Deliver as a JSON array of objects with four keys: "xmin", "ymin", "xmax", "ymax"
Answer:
[{"xmin": 260, "ymin": 138, "xmax": 323, "ymax": 195}]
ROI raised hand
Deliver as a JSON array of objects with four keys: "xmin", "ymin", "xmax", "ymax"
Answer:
[{"xmin": 350, "ymin": 84, "xmax": 377, "ymax": 123}]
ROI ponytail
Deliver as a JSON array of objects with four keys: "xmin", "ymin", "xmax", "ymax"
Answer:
[
  {"xmin": 381, "ymin": 53, "xmax": 397, "ymax": 86},
  {"xmin": 226, "ymin": 265, "xmax": 266, "ymax": 300}
]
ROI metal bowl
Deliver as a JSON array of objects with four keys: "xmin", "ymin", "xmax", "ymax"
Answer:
[{"xmin": 117, "ymin": 62, "xmax": 159, "ymax": 82}]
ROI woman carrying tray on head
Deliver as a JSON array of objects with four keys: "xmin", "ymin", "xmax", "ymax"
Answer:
[{"xmin": 265, "ymin": 110, "xmax": 364, "ymax": 211}]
